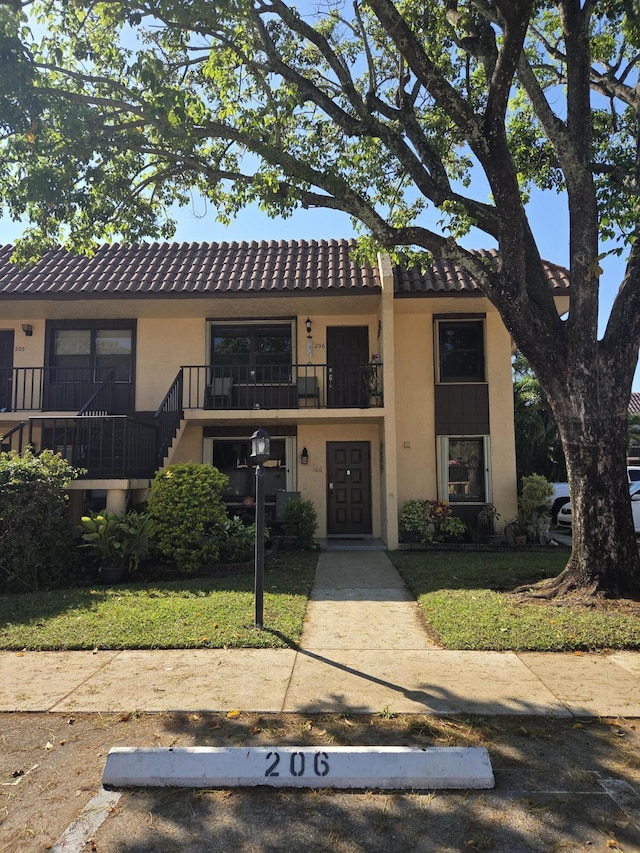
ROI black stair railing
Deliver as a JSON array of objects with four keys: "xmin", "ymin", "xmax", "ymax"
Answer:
[
  {"xmin": 154, "ymin": 369, "xmax": 184, "ymax": 467},
  {"xmin": 77, "ymin": 371, "xmax": 115, "ymax": 416},
  {"xmin": 0, "ymin": 421, "xmax": 26, "ymax": 454},
  {"xmin": 30, "ymin": 415, "xmax": 158, "ymax": 479}
]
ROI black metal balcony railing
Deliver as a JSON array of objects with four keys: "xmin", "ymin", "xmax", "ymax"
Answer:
[
  {"xmin": 1, "ymin": 363, "xmax": 384, "ymax": 413},
  {"xmin": 0, "ymin": 359, "xmax": 385, "ymax": 480},
  {"xmin": 181, "ymin": 363, "xmax": 383, "ymax": 410}
]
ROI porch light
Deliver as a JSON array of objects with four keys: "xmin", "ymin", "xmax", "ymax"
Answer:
[
  {"xmin": 21, "ymin": 324, "xmax": 33, "ymax": 337},
  {"xmin": 305, "ymin": 317, "xmax": 313, "ymax": 359},
  {"xmin": 300, "ymin": 447, "xmax": 309, "ymax": 465},
  {"xmin": 250, "ymin": 427, "xmax": 270, "ymax": 630}
]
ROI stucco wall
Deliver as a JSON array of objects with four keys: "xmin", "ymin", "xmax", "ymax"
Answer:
[{"xmin": 392, "ymin": 302, "xmax": 518, "ymax": 526}]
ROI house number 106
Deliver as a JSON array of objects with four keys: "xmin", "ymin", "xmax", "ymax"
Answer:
[
  {"xmin": 265, "ymin": 751, "xmax": 330, "ymax": 778},
  {"xmin": 312, "ymin": 466, "xmax": 323, "ymax": 473}
]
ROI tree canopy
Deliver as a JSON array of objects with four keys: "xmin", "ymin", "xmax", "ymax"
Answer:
[{"xmin": 2, "ymin": 0, "xmax": 640, "ymax": 595}]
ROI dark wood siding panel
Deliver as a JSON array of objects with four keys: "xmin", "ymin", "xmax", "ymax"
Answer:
[{"xmin": 434, "ymin": 384, "xmax": 489, "ymax": 434}]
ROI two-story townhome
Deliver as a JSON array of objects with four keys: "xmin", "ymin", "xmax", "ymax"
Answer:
[{"xmin": 0, "ymin": 239, "xmax": 569, "ymax": 547}]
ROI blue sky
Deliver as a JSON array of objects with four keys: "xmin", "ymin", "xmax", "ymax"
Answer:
[{"xmin": 2, "ymin": 187, "xmax": 637, "ymax": 390}]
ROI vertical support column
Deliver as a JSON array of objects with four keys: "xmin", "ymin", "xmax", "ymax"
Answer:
[{"xmin": 377, "ymin": 252, "xmax": 399, "ymax": 549}]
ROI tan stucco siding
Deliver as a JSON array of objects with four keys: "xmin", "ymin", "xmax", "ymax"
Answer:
[
  {"xmin": 485, "ymin": 313, "xmax": 518, "ymax": 521},
  {"xmin": 393, "ymin": 311, "xmax": 437, "ymax": 506},
  {"xmin": 135, "ymin": 317, "xmax": 205, "ymax": 411},
  {"xmin": 392, "ymin": 301, "xmax": 518, "ymax": 526}
]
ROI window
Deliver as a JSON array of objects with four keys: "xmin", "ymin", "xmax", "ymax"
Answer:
[
  {"xmin": 204, "ymin": 437, "xmax": 293, "ymax": 499},
  {"xmin": 437, "ymin": 319, "xmax": 485, "ymax": 382},
  {"xmin": 437, "ymin": 436, "xmax": 491, "ymax": 503},
  {"xmin": 211, "ymin": 323, "xmax": 292, "ymax": 382},
  {"xmin": 52, "ymin": 327, "xmax": 132, "ymax": 382}
]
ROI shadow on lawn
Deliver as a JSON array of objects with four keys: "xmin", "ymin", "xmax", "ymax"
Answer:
[
  {"xmin": 0, "ymin": 553, "xmax": 317, "ymax": 636},
  {"xmin": 388, "ymin": 549, "xmax": 570, "ymax": 595}
]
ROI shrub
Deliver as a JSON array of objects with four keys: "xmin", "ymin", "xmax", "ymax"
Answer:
[
  {"xmin": 520, "ymin": 473, "xmax": 554, "ymax": 540},
  {"xmin": 283, "ymin": 497, "xmax": 318, "ymax": 550},
  {"xmin": 399, "ymin": 498, "xmax": 466, "ymax": 543},
  {"xmin": 79, "ymin": 509, "xmax": 154, "ymax": 573},
  {"xmin": 399, "ymin": 499, "xmax": 430, "ymax": 542},
  {"xmin": 0, "ymin": 447, "xmax": 82, "ymax": 592},
  {"xmin": 213, "ymin": 516, "xmax": 256, "ymax": 564},
  {"xmin": 148, "ymin": 463, "xmax": 229, "ymax": 572}
]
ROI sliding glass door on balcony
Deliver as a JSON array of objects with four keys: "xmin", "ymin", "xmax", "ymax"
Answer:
[{"xmin": 44, "ymin": 322, "xmax": 135, "ymax": 412}]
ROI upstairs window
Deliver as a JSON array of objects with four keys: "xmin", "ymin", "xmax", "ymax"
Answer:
[
  {"xmin": 53, "ymin": 327, "xmax": 132, "ymax": 382},
  {"xmin": 437, "ymin": 319, "xmax": 485, "ymax": 383},
  {"xmin": 211, "ymin": 323, "xmax": 292, "ymax": 382}
]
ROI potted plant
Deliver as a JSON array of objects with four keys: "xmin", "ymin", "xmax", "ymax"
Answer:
[
  {"xmin": 504, "ymin": 518, "xmax": 527, "ymax": 545},
  {"xmin": 438, "ymin": 514, "xmax": 467, "ymax": 542},
  {"xmin": 477, "ymin": 503, "xmax": 503, "ymax": 544},
  {"xmin": 79, "ymin": 509, "xmax": 154, "ymax": 581},
  {"xmin": 362, "ymin": 354, "xmax": 382, "ymax": 404}
]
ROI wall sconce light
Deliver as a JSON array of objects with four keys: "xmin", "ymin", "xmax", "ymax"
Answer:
[
  {"xmin": 21, "ymin": 324, "xmax": 33, "ymax": 337},
  {"xmin": 305, "ymin": 318, "xmax": 313, "ymax": 359},
  {"xmin": 300, "ymin": 447, "xmax": 309, "ymax": 465}
]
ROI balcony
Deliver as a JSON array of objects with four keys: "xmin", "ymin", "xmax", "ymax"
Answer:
[
  {"xmin": 181, "ymin": 363, "xmax": 384, "ymax": 411},
  {"xmin": 1, "ymin": 363, "xmax": 384, "ymax": 416}
]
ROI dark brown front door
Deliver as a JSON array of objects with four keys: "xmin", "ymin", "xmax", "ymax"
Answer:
[
  {"xmin": 326, "ymin": 326, "xmax": 369, "ymax": 407},
  {"xmin": 0, "ymin": 330, "xmax": 14, "ymax": 412},
  {"xmin": 327, "ymin": 441, "xmax": 372, "ymax": 535}
]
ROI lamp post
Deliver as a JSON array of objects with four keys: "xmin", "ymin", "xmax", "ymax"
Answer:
[{"xmin": 250, "ymin": 427, "xmax": 270, "ymax": 629}]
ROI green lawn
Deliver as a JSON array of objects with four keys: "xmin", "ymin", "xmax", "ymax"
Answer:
[
  {"xmin": 388, "ymin": 550, "xmax": 640, "ymax": 651},
  {"xmin": 3, "ymin": 549, "xmax": 639, "ymax": 653},
  {"xmin": 0, "ymin": 553, "xmax": 317, "ymax": 651}
]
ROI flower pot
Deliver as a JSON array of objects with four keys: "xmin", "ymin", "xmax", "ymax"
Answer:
[
  {"xmin": 400, "ymin": 530, "xmax": 422, "ymax": 544},
  {"xmin": 486, "ymin": 533, "xmax": 504, "ymax": 545},
  {"xmin": 513, "ymin": 535, "xmax": 527, "ymax": 546},
  {"xmin": 99, "ymin": 566, "xmax": 125, "ymax": 583}
]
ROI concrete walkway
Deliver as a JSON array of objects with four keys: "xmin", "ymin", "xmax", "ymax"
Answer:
[{"xmin": 1, "ymin": 550, "xmax": 640, "ymax": 717}]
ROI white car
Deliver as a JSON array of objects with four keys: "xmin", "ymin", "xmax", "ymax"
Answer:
[{"xmin": 557, "ymin": 483, "xmax": 640, "ymax": 533}]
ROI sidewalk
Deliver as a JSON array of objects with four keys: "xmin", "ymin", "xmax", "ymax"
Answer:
[{"xmin": 1, "ymin": 550, "xmax": 640, "ymax": 717}]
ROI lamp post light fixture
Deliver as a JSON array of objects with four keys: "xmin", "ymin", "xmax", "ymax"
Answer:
[{"xmin": 250, "ymin": 427, "xmax": 271, "ymax": 629}]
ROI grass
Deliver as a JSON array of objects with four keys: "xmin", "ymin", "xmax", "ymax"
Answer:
[
  {"xmin": 0, "ymin": 552, "xmax": 317, "ymax": 651},
  {"xmin": 4, "ymin": 548, "xmax": 640, "ymax": 653},
  {"xmin": 388, "ymin": 550, "xmax": 640, "ymax": 651}
]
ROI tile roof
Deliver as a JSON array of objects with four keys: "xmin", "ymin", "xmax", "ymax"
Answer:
[
  {"xmin": 0, "ymin": 240, "xmax": 571, "ymax": 298},
  {"xmin": 630, "ymin": 392, "xmax": 640, "ymax": 414},
  {"xmin": 394, "ymin": 248, "xmax": 571, "ymax": 294},
  {"xmin": 0, "ymin": 239, "xmax": 380, "ymax": 297}
]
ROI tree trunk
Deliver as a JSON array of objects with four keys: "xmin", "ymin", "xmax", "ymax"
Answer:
[{"xmin": 547, "ymin": 381, "xmax": 640, "ymax": 599}]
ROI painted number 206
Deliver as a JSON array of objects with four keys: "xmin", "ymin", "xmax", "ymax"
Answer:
[{"xmin": 265, "ymin": 751, "xmax": 330, "ymax": 778}]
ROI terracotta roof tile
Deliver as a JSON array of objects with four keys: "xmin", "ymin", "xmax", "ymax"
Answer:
[
  {"xmin": 630, "ymin": 392, "xmax": 640, "ymax": 414},
  {"xmin": 393, "ymin": 248, "xmax": 571, "ymax": 295},
  {"xmin": 0, "ymin": 239, "xmax": 380, "ymax": 297},
  {"xmin": 0, "ymin": 240, "xmax": 570, "ymax": 298}
]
